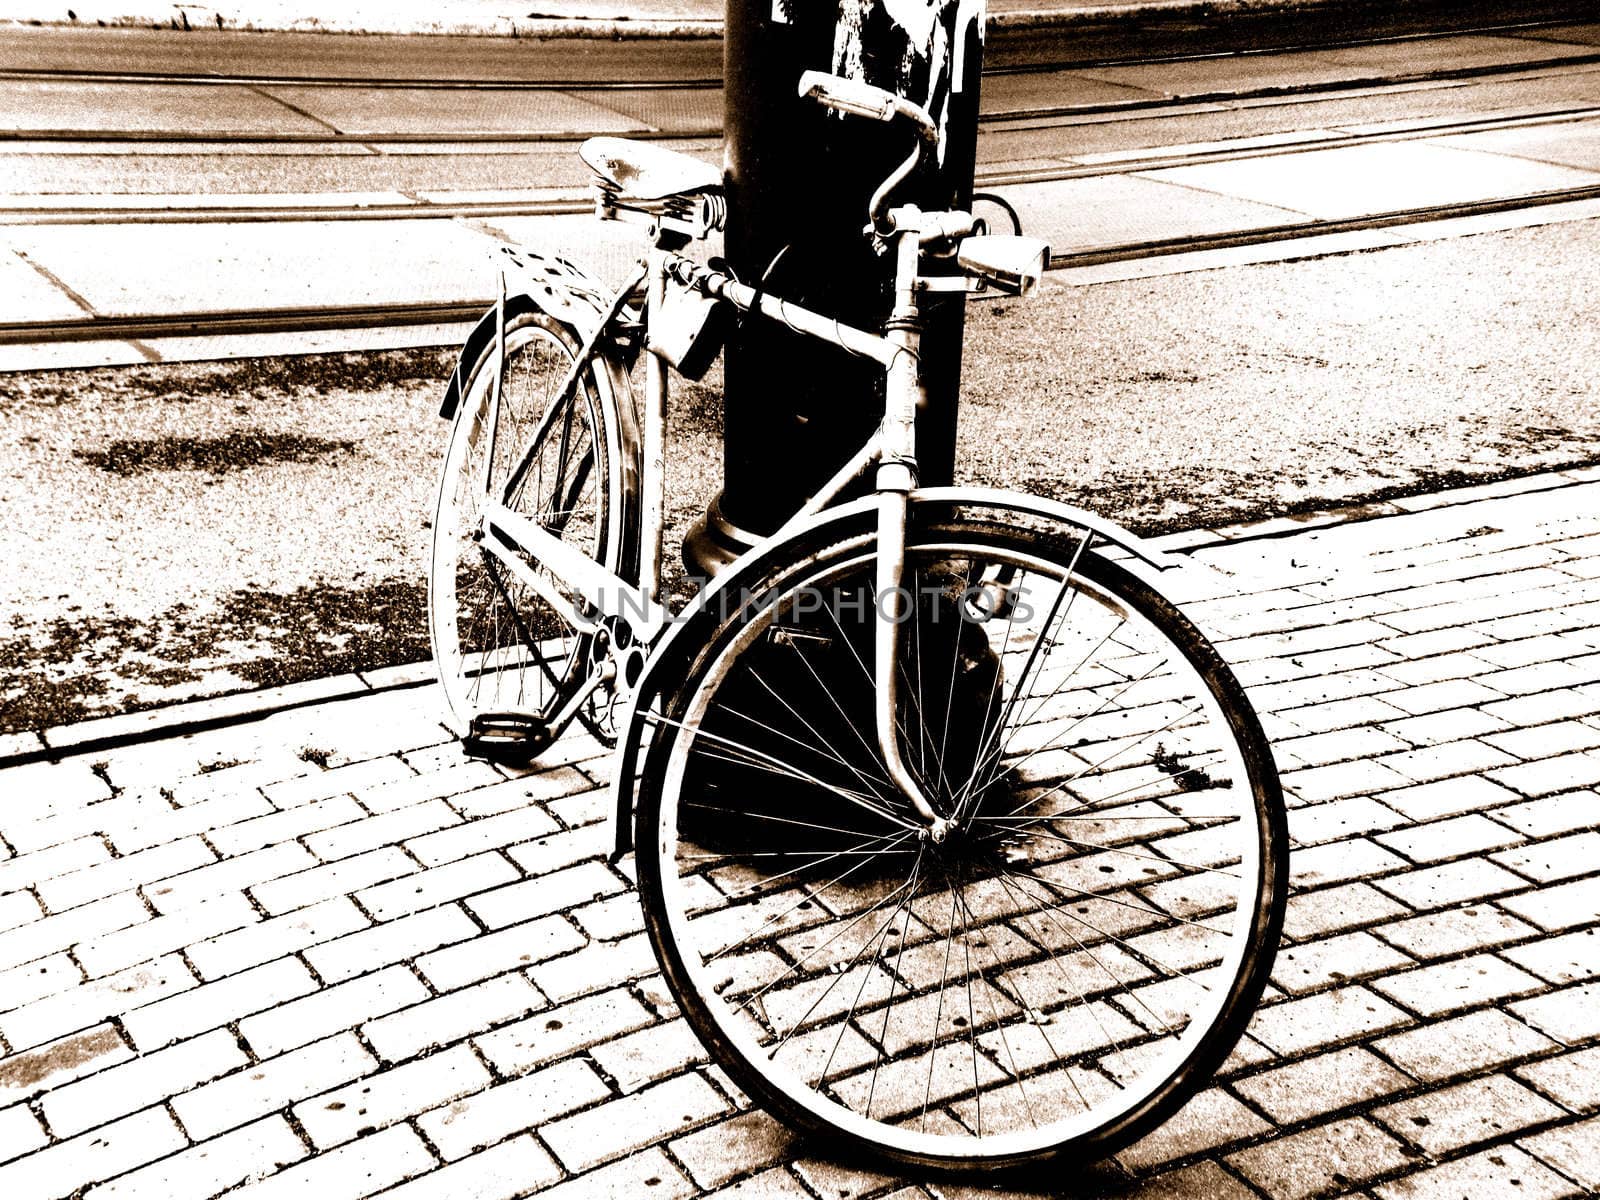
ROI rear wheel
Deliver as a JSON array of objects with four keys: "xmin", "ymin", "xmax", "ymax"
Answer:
[
  {"xmin": 635, "ymin": 518, "xmax": 1285, "ymax": 1170},
  {"xmin": 429, "ymin": 307, "xmax": 634, "ymax": 743}
]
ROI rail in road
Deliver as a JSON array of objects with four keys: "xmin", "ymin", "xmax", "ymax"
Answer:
[
  {"xmin": 5, "ymin": 17, "xmax": 1600, "ymax": 143},
  {"xmin": 7, "ymin": 18, "xmax": 1600, "ymax": 351}
]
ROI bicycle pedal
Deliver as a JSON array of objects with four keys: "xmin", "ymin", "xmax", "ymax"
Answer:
[{"xmin": 462, "ymin": 712, "xmax": 555, "ymax": 766}]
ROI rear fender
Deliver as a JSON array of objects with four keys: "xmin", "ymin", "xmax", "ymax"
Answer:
[
  {"xmin": 607, "ymin": 487, "xmax": 1173, "ymax": 859},
  {"xmin": 439, "ymin": 245, "xmax": 632, "ymax": 421}
]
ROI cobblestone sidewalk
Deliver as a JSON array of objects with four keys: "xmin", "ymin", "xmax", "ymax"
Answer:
[{"xmin": 1, "ymin": 469, "xmax": 1598, "ymax": 1200}]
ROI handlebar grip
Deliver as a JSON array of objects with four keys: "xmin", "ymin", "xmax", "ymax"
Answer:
[{"xmin": 797, "ymin": 70, "xmax": 899, "ymax": 121}]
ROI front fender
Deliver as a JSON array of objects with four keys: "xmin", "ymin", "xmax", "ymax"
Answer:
[{"xmin": 607, "ymin": 487, "xmax": 1173, "ymax": 859}]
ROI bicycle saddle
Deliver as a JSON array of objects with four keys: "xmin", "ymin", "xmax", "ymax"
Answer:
[{"xmin": 580, "ymin": 136, "xmax": 721, "ymax": 200}]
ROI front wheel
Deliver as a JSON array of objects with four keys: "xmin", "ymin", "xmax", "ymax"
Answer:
[{"xmin": 634, "ymin": 517, "xmax": 1286, "ymax": 1171}]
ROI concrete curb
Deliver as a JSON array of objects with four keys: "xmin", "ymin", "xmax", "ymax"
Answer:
[{"xmin": 6, "ymin": 462, "xmax": 1598, "ymax": 770}]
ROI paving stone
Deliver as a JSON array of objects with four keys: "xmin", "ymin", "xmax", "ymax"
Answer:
[
  {"xmin": 172, "ymin": 1032, "xmax": 379, "ymax": 1141},
  {"xmin": 1291, "ymin": 837, "xmax": 1409, "ymax": 888},
  {"xmin": 1488, "ymin": 752, "xmax": 1600, "ymax": 799},
  {"xmin": 1371, "ymin": 1073, "xmax": 1568, "ymax": 1156},
  {"xmin": 0, "ymin": 953, "xmax": 82, "ymax": 1013},
  {"xmin": 1247, "ymin": 985, "xmax": 1413, "ymax": 1056},
  {"xmin": 263, "ymin": 755, "xmax": 415, "ymax": 808},
  {"xmin": 1378, "ymin": 776, "xmax": 1523, "ymax": 822},
  {"xmin": 1375, "ymin": 679, "xmax": 1506, "ymax": 717},
  {"xmin": 1283, "ymin": 882, "xmax": 1411, "ymax": 941},
  {"xmin": 144, "ymin": 842, "xmax": 318, "ymax": 914},
  {"xmin": 1490, "ymin": 791, "xmax": 1600, "ymax": 837},
  {"xmin": 542, "ymin": 1070, "xmax": 727, "ymax": 1172},
  {"xmin": 1491, "ymin": 831, "xmax": 1600, "ymax": 882},
  {"xmin": 110, "ymin": 789, "xmax": 275, "ymax": 854},
  {"xmin": 1483, "ymin": 688, "xmax": 1600, "ymax": 728},
  {"xmin": 302, "ymin": 904, "xmax": 481, "ymax": 983},
  {"xmin": 355, "ymin": 851, "xmax": 520, "ymax": 922},
  {"xmin": 474, "ymin": 987, "xmax": 655, "ymax": 1075},
  {"xmin": 1499, "ymin": 875, "xmax": 1600, "ymax": 932},
  {"xmin": 1282, "ymin": 695, "xmax": 1412, "ymax": 735},
  {"xmin": 186, "ymin": 895, "xmax": 369, "ymax": 980},
  {"xmin": 83, "ymin": 1116, "xmax": 308, "ymax": 1200},
  {"xmin": 1287, "ymin": 797, "xmax": 1410, "ymax": 846},
  {"xmin": 1375, "ymin": 813, "xmax": 1523, "ymax": 864},
  {"xmin": 121, "ymin": 956, "xmax": 318, "ymax": 1049},
  {"xmin": 668, "ymin": 1108, "xmax": 798, "ymax": 1190},
  {"xmin": 1231, "ymin": 1045, "xmax": 1413, "ymax": 1125},
  {"xmin": 294, "ymin": 1043, "xmax": 491, "ymax": 1148},
  {"xmin": 211, "ymin": 1123, "xmax": 436, "ymax": 1200},
  {"xmin": 356, "ymin": 762, "xmax": 505, "ymax": 815},
  {"xmin": 1516, "ymin": 1046, "xmax": 1600, "ymax": 1112},
  {"xmin": 0, "ymin": 837, "xmax": 115, "ymax": 899},
  {"xmin": 0, "ymin": 891, "xmax": 151, "ymax": 974},
  {"xmin": 1379, "ymin": 706, "xmax": 1511, "ymax": 748},
  {"xmin": 249, "ymin": 846, "xmax": 417, "ymax": 915},
  {"xmin": 463, "ymin": 861, "xmax": 628, "ymax": 929},
  {"xmin": 35, "ymin": 838, "xmax": 217, "ymax": 912},
  {"xmin": 502, "ymin": 822, "xmax": 612, "ymax": 876},
  {"xmin": 1484, "ymin": 720, "xmax": 1600, "ymax": 761},
  {"xmin": 417, "ymin": 1057, "xmax": 611, "ymax": 1161},
  {"xmin": 1372, "ymin": 1144, "xmax": 1580, "ymax": 1200},
  {"xmin": 702, "ymin": 1167, "xmax": 812, "ymax": 1200},
  {"xmin": 1107, "ymin": 1083, "xmax": 1270, "ymax": 1171},
  {"xmin": 363, "ymin": 971, "xmax": 543, "ymax": 1062},
  {"xmin": 529, "ymin": 1146, "xmax": 694, "ymax": 1200},
  {"xmin": 1521, "ymin": 1115, "xmax": 1600, "ymax": 1192},
  {"xmin": 412, "ymin": 915, "xmax": 585, "ymax": 991},
  {"xmin": 207, "ymin": 795, "xmax": 367, "ymax": 856},
  {"xmin": 301, "ymin": 801, "xmax": 461, "ymax": 864},
  {"xmin": 529, "ymin": 931, "xmax": 660, "ymax": 1002},
  {"xmin": 401, "ymin": 804, "xmax": 560, "ymax": 867},
  {"xmin": 74, "ymin": 892, "xmax": 259, "ymax": 977},
  {"xmin": 0, "ymin": 953, "xmax": 195, "ymax": 1053},
  {"xmin": 1270, "ymin": 931, "xmax": 1414, "ymax": 995},
  {"xmin": 1373, "ymin": 904, "xmax": 1541, "ymax": 959},
  {"xmin": 1261, "ymin": 727, "xmax": 1411, "ymax": 771},
  {"xmin": 1504, "ymin": 929, "xmax": 1600, "ymax": 985},
  {"xmin": 0, "ymin": 891, "xmax": 45, "ymax": 934},
  {"xmin": 0, "ymin": 1024, "xmax": 131, "ymax": 1104},
  {"xmin": 0, "ymin": 1102, "xmax": 48, "ymax": 1165},
  {"xmin": 0, "ymin": 1105, "xmax": 186, "ymax": 1200},
  {"xmin": 1281, "ymin": 760, "xmax": 1416, "ymax": 806},
  {"xmin": 1369, "ymin": 856, "xmax": 1529, "ymax": 911},
  {"xmin": 590, "ymin": 1019, "xmax": 709, "ymax": 1093},
  {"xmin": 1226, "ymin": 1116, "xmax": 1415, "ymax": 1200},
  {"xmin": 1374, "ymin": 739, "xmax": 1519, "ymax": 787},
  {"xmin": 364, "ymin": 1134, "xmax": 561, "ymax": 1200},
  {"xmin": 1374, "ymin": 1009, "xmax": 1557, "ymax": 1082},
  {"xmin": 447, "ymin": 767, "xmax": 596, "ymax": 819},
  {"xmin": 41, "ymin": 1027, "xmax": 248, "ymax": 1137},
  {"xmin": 1370, "ymin": 953, "xmax": 1545, "ymax": 1017},
  {"xmin": 1510, "ymin": 981, "xmax": 1600, "ymax": 1043},
  {"xmin": 241, "ymin": 964, "xmax": 430, "ymax": 1058}
]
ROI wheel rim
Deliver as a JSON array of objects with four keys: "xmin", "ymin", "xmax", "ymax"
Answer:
[
  {"xmin": 430, "ymin": 318, "xmax": 609, "ymax": 732},
  {"xmin": 647, "ymin": 538, "xmax": 1273, "ymax": 1163}
]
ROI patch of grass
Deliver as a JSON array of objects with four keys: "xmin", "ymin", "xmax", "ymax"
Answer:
[{"xmin": 74, "ymin": 431, "xmax": 357, "ymax": 476}]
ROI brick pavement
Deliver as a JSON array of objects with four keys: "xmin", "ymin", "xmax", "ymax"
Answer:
[{"xmin": 1, "ymin": 467, "xmax": 1598, "ymax": 1199}]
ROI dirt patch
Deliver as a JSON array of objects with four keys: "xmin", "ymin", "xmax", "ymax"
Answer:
[{"xmin": 75, "ymin": 431, "xmax": 357, "ymax": 476}]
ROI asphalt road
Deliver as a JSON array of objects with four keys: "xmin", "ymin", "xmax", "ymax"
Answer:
[{"xmin": 4, "ymin": 216, "xmax": 1599, "ymax": 734}]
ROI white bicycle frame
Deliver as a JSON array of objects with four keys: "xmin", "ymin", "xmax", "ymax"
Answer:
[{"xmin": 469, "ymin": 78, "xmax": 1163, "ymax": 839}]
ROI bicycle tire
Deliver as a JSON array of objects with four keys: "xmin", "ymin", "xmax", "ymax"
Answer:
[
  {"xmin": 430, "ymin": 303, "xmax": 636, "ymax": 745},
  {"xmin": 633, "ymin": 516, "xmax": 1286, "ymax": 1171}
]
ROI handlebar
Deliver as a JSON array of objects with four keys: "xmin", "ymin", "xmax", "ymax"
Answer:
[{"xmin": 797, "ymin": 70, "xmax": 938, "ymax": 235}]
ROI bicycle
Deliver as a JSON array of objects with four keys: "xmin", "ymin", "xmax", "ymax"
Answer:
[{"xmin": 429, "ymin": 70, "xmax": 1287, "ymax": 1172}]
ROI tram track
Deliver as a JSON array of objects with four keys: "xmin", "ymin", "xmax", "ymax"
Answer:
[
  {"xmin": 7, "ymin": 101, "xmax": 1598, "ymax": 227},
  {"xmin": 8, "ymin": 16, "xmax": 1600, "ymax": 350},
  {"xmin": 8, "ymin": 179, "xmax": 1600, "ymax": 347}
]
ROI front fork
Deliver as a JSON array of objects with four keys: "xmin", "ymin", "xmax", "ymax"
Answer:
[{"xmin": 875, "ymin": 230, "xmax": 956, "ymax": 843}]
